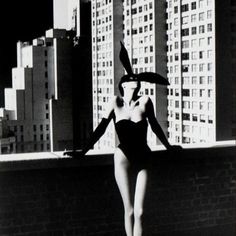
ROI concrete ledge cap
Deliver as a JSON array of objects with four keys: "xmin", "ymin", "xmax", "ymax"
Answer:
[{"xmin": 0, "ymin": 141, "xmax": 235, "ymax": 172}]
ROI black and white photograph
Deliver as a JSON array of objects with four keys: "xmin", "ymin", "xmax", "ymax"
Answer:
[{"xmin": 0, "ymin": 0, "xmax": 235, "ymax": 235}]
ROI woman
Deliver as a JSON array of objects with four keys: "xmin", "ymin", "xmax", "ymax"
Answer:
[{"xmin": 65, "ymin": 42, "xmax": 179, "ymax": 236}]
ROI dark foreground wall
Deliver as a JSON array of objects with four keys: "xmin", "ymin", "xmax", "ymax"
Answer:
[{"xmin": 0, "ymin": 146, "xmax": 235, "ymax": 236}]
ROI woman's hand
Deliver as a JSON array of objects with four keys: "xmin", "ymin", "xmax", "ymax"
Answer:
[
  {"xmin": 63, "ymin": 150, "xmax": 85, "ymax": 159},
  {"xmin": 167, "ymin": 145, "xmax": 183, "ymax": 152}
]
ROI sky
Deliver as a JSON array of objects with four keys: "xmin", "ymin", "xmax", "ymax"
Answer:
[{"xmin": 0, "ymin": 0, "xmax": 53, "ymax": 106}]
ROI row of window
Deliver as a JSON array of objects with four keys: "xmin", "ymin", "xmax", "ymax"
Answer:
[
  {"xmin": 168, "ymin": 88, "xmax": 213, "ymax": 98},
  {"xmin": 132, "ymin": 56, "xmax": 154, "ymax": 64},
  {"xmin": 168, "ymin": 63, "xmax": 213, "ymax": 73},
  {"xmin": 169, "ymin": 112, "xmax": 213, "ymax": 123},
  {"xmin": 33, "ymin": 133, "xmax": 50, "ymax": 142},
  {"xmin": 127, "ymin": 24, "xmax": 153, "ymax": 35},
  {"xmin": 181, "ymin": 24, "xmax": 213, "ymax": 37},
  {"xmin": 168, "ymin": 36, "xmax": 212, "ymax": 51},
  {"xmin": 169, "ymin": 76, "xmax": 213, "ymax": 85},
  {"xmin": 33, "ymin": 124, "xmax": 49, "ymax": 132},
  {"xmin": 168, "ymin": 50, "xmax": 213, "ymax": 63},
  {"xmin": 167, "ymin": 0, "xmax": 212, "ymax": 13},
  {"xmin": 168, "ymin": 100, "xmax": 213, "ymax": 111}
]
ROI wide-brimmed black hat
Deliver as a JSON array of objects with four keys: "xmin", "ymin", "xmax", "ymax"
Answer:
[{"xmin": 119, "ymin": 41, "xmax": 170, "ymax": 86}]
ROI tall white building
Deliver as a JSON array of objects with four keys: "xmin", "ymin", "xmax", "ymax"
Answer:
[
  {"xmin": 1, "ymin": 29, "xmax": 74, "ymax": 153},
  {"xmin": 166, "ymin": 0, "xmax": 236, "ymax": 144}
]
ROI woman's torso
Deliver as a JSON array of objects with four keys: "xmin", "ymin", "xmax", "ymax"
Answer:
[{"xmin": 113, "ymin": 96, "xmax": 151, "ymax": 164}]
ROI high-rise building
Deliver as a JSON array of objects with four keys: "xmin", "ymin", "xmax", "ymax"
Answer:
[
  {"xmin": 1, "ymin": 29, "xmax": 74, "ymax": 153},
  {"xmin": 166, "ymin": 0, "xmax": 236, "ymax": 144}
]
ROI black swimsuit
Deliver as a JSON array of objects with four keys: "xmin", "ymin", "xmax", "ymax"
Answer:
[{"xmin": 115, "ymin": 119, "xmax": 151, "ymax": 170}]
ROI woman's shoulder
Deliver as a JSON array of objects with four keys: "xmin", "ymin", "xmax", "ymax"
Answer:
[{"xmin": 138, "ymin": 95, "xmax": 151, "ymax": 105}]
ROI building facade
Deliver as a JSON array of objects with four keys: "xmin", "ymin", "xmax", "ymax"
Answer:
[
  {"xmin": 166, "ymin": 0, "xmax": 236, "ymax": 144},
  {"xmin": 1, "ymin": 29, "xmax": 74, "ymax": 153}
]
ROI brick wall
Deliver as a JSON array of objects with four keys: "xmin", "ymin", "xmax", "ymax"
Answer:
[{"xmin": 0, "ymin": 146, "xmax": 235, "ymax": 236}]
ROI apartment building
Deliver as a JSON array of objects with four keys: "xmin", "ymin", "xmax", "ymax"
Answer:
[
  {"xmin": 166, "ymin": 0, "xmax": 236, "ymax": 144},
  {"xmin": 1, "ymin": 29, "xmax": 74, "ymax": 153}
]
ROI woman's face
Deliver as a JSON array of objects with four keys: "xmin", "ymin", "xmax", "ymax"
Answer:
[{"xmin": 122, "ymin": 81, "xmax": 139, "ymax": 97}]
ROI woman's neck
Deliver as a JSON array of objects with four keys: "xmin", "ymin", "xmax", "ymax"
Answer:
[{"xmin": 122, "ymin": 94, "xmax": 139, "ymax": 107}]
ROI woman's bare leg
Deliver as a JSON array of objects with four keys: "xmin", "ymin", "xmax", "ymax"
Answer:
[
  {"xmin": 114, "ymin": 148, "xmax": 133, "ymax": 236},
  {"xmin": 133, "ymin": 169, "xmax": 148, "ymax": 236}
]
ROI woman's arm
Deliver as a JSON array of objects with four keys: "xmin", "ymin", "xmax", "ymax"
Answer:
[
  {"xmin": 80, "ymin": 96, "xmax": 117, "ymax": 156},
  {"xmin": 146, "ymin": 97, "xmax": 172, "ymax": 150}
]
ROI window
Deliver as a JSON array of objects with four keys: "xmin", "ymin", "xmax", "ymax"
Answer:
[
  {"xmin": 200, "ymin": 89, "xmax": 205, "ymax": 97},
  {"xmin": 207, "ymin": 23, "xmax": 212, "ymax": 32},
  {"xmin": 175, "ymin": 101, "xmax": 179, "ymax": 108},
  {"xmin": 199, "ymin": 12, "xmax": 204, "ymax": 21},
  {"xmin": 199, "ymin": 38, "xmax": 204, "ymax": 46},
  {"xmin": 191, "ymin": 14, "xmax": 197, "ymax": 22},
  {"xmin": 199, "ymin": 25, "xmax": 205, "ymax": 33},
  {"xmin": 193, "ymin": 114, "xmax": 198, "ymax": 121},
  {"xmin": 182, "ymin": 16, "xmax": 189, "ymax": 24},
  {"xmin": 182, "ymin": 65, "xmax": 189, "ymax": 72},
  {"xmin": 182, "ymin": 40, "xmax": 189, "ymax": 48},
  {"xmin": 200, "ymin": 114, "xmax": 205, "ymax": 122},
  {"xmin": 182, "ymin": 28, "xmax": 189, "ymax": 36},
  {"xmin": 182, "ymin": 53, "xmax": 189, "ymax": 60},
  {"xmin": 192, "ymin": 64, "xmax": 197, "ymax": 72},
  {"xmin": 175, "ymin": 42, "xmax": 179, "ymax": 49},
  {"xmin": 199, "ymin": 0, "xmax": 204, "ymax": 8},
  {"xmin": 181, "ymin": 4, "xmax": 189, "ymax": 12},
  {"xmin": 174, "ymin": 6, "xmax": 178, "ymax": 13},
  {"xmin": 200, "ymin": 76, "xmax": 205, "ymax": 84},
  {"xmin": 175, "ymin": 113, "xmax": 179, "ymax": 120},
  {"xmin": 174, "ymin": 18, "xmax": 178, "ymax": 26},
  {"xmin": 191, "ymin": 39, "xmax": 197, "ymax": 47},
  {"xmin": 199, "ymin": 51, "xmax": 204, "ymax": 59},
  {"xmin": 182, "ymin": 89, "xmax": 190, "ymax": 96},
  {"xmin": 207, "ymin": 10, "xmax": 212, "ymax": 19},
  {"xmin": 175, "ymin": 53, "xmax": 179, "ymax": 61},
  {"xmin": 183, "ymin": 101, "xmax": 190, "ymax": 109},
  {"xmin": 207, "ymin": 63, "xmax": 212, "ymax": 71},
  {"xmin": 183, "ymin": 113, "xmax": 190, "ymax": 121},
  {"xmin": 199, "ymin": 63, "xmax": 204, "ymax": 71},
  {"xmin": 183, "ymin": 76, "xmax": 190, "ymax": 84},
  {"xmin": 208, "ymin": 76, "xmax": 213, "ymax": 84},
  {"xmin": 192, "ymin": 27, "xmax": 197, "ymax": 35},
  {"xmin": 192, "ymin": 76, "xmax": 197, "ymax": 84},
  {"xmin": 207, "ymin": 50, "xmax": 212, "ymax": 58},
  {"xmin": 192, "ymin": 89, "xmax": 197, "ymax": 97},
  {"xmin": 191, "ymin": 2, "xmax": 197, "ymax": 10}
]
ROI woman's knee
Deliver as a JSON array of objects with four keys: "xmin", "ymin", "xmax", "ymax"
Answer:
[
  {"xmin": 134, "ymin": 207, "xmax": 144, "ymax": 220},
  {"xmin": 124, "ymin": 206, "xmax": 134, "ymax": 217}
]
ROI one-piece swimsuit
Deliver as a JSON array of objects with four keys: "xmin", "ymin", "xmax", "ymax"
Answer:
[{"xmin": 115, "ymin": 119, "xmax": 151, "ymax": 170}]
